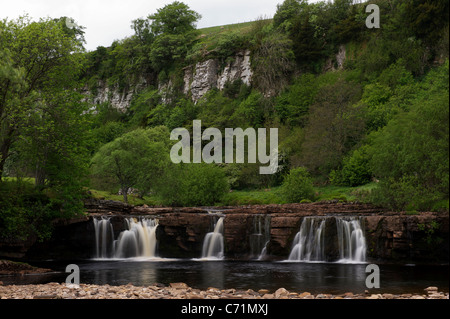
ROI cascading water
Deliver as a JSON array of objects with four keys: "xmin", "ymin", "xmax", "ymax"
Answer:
[
  {"xmin": 288, "ymin": 217, "xmax": 326, "ymax": 262},
  {"xmin": 92, "ymin": 217, "xmax": 159, "ymax": 259},
  {"xmin": 93, "ymin": 217, "xmax": 115, "ymax": 259},
  {"xmin": 115, "ymin": 218, "xmax": 159, "ymax": 258},
  {"xmin": 336, "ymin": 217, "xmax": 366, "ymax": 263},
  {"xmin": 249, "ymin": 215, "xmax": 271, "ymax": 260},
  {"xmin": 287, "ymin": 216, "xmax": 367, "ymax": 263},
  {"xmin": 201, "ymin": 216, "xmax": 224, "ymax": 260}
]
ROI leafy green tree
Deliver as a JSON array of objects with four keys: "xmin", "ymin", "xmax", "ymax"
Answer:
[
  {"xmin": 300, "ymin": 79, "xmax": 364, "ymax": 176},
  {"xmin": 330, "ymin": 145, "xmax": 372, "ymax": 187},
  {"xmin": 155, "ymin": 163, "xmax": 229, "ymax": 207},
  {"xmin": 0, "ymin": 16, "xmax": 91, "ymax": 219},
  {"xmin": 369, "ymin": 61, "xmax": 449, "ymax": 210},
  {"xmin": 146, "ymin": 1, "xmax": 201, "ymax": 72},
  {"xmin": 280, "ymin": 167, "xmax": 315, "ymax": 203},
  {"xmin": 252, "ymin": 31, "xmax": 295, "ymax": 96},
  {"xmin": 274, "ymin": 73, "xmax": 318, "ymax": 127},
  {"xmin": 273, "ymin": 0, "xmax": 308, "ymax": 33},
  {"xmin": 229, "ymin": 90, "xmax": 265, "ymax": 128},
  {"xmin": 0, "ymin": 16, "xmax": 84, "ymax": 180},
  {"xmin": 402, "ymin": 0, "xmax": 449, "ymax": 46},
  {"xmin": 90, "ymin": 127, "xmax": 171, "ymax": 203}
]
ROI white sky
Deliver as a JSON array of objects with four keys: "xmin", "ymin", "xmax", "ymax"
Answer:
[{"xmin": 0, "ymin": 0, "xmax": 300, "ymax": 51}]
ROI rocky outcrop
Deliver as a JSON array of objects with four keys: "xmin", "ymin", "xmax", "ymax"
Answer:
[
  {"xmin": 365, "ymin": 213, "xmax": 450, "ymax": 262},
  {"xmin": 184, "ymin": 59, "xmax": 219, "ymax": 102},
  {"xmin": 183, "ymin": 50, "xmax": 253, "ymax": 102},
  {"xmin": 0, "ymin": 260, "xmax": 52, "ymax": 275},
  {"xmin": 216, "ymin": 50, "xmax": 253, "ymax": 90},
  {"xmin": 324, "ymin": 44, "xmax": 346, "ymax": 72},
  {"xmin": 84, "ymin": 50, "xmax": 254, "ymax": 109},
  {"xmin": 83, "ymin": 78, "xmax": 147, "ymax": 112}
]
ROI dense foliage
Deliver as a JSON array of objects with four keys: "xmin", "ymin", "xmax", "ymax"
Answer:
[{"xmin": 1, "ymin": 0, "xmax": 449, "ymax": 241}]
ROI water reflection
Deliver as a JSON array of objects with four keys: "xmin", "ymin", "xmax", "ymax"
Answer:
[{"xmin": 1, "ymin": 260, "xmax": 447, "ymax": 295}]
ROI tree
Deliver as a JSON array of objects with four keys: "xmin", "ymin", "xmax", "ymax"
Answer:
[
  {"xmin": 155, "ymin": 163, "xmax": 229, "ymax": 207},
  {"xmin": 280, "ymin": 167, "xmax": 315, "ymax": 203},
  {"xmin": 90, "ymin": 127, "xmax": 171, "ymax": 203},
  {"xmin": 146, "ymin": 1, "xmax": 201, "ymax": 72},
  {"xmin": 402, "ymin": 0, "xmax": 449, "ymax": 46},
  {"xmin": 252, "ymin": 31, "xmax": 295, "ymax": 96},
  {"xmin": 368, "ymin": 61, "xmax": 449, "ymax": 211},
  {"xmin": 300, "ymin": 79, "xmax": 364, "ymax": 177},
  {"xmin": 273, "ymin": 0, "xmax": 308, "ymax": 32},
  {"xmin": 0, "ymin": 16, "xmax": 84, "ymax": 180}
]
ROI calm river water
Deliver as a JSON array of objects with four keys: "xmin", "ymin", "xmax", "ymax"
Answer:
[{"xmin": 1, "ymin": 259, "xmax": 448, "ymax": 294}]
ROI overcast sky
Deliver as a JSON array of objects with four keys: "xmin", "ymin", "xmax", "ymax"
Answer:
[{"xmin": 0, "ymin": 0, "xmax": 299, "ymax": 51}]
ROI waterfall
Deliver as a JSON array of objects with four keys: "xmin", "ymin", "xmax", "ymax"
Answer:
[
  {"xmin": 93, "ymin": 217, "xmax": 115, "ymax": 259},
  {"xmin": 115, "ymin": 218, "xmax": 159, "ymax": 258},
  {"xmin": 201, "ymin": 216, "xmax": 224, "ymax": 260},
  {"xmin": 92, "ymin": 217, "xmax": 159, "ymax": 259},
  {"xmin": 336, "ymin": 217, "xmax": 366, "ymax": 263},
  {"xmin": 287, "ymin": 216, "xmax": 367, "ymax": 263},
  {"xmin": 288, "ymin": 217, "xmax": 326, "ymax": 262},
  {"xmin": 249, "ymin": 215, "xmax": 271, "ymax": 260}
]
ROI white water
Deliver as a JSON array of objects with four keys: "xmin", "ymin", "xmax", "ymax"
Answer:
[
  {"xmin": 288, "ymin": 217, "xmax": 326, "ymax": 262},
  {"xmin": 249, "ymin": 215, "xmax": 271, "ymax": 260},
  {"xmin": 336, "ymin": 217, "xmax": 367, "ymax": 263},
  {"xmin": 93, "ymin": 217, "xmax": 159, "ymax": 259},
  {"xmin": 201, "ymin": 217, "xmax": 224, "ymax": 260},
  {"xmin": 93, "ymin": 217, "xmax": 115, "ymax": 259},
  {"xmin": 287, "ymin": 216, "xmax": 367, "ymax": 263}
]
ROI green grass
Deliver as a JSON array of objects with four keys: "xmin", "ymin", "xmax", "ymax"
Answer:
[
  {"xmin": 87, "ymin": 182, "xmax": 379, "ymax": 207},
  {"xmin": 198, "ymin": 21, "xmax": 258, "ymax": 38},
  {"xmin": 193, "ymin": 19, "xmax": 271, "ymax": 56},
  {"xmin": 219, "ymin": 187, "xmax": 284, "ymax": 206},
  {"xmin": 314, "ymin": 182, "xmax": 378, "ymax": 202},
  {"xmin": 3, "ymin": 175, "xmax": 378, "ymax": 207},
  {"xmin": 1, "ymin": 176, "xmax": 35, "ymax": 184},
  {"xmin": 88, "ymin": 189, "xmax": 165, "ymax": 207}
]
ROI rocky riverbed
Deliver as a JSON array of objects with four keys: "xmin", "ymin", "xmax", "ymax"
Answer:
[{"xmin": 0, "ymin": 282, "xmax": 447, "ymax": 299}]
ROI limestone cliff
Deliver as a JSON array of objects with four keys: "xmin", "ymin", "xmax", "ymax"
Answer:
[
  {"xmin": 86, "ymin": 50, "xmax": 254, "ymax": 110},
  {"xmin": 87, "ymin": 44, "xmax": 349, "ymax": 110},
  {"xmin": 183, "ymin": 50, "xmax": 253, "ymax": 102}
]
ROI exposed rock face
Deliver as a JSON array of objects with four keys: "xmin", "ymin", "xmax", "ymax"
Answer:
[
  {"xmin": 84, "ymin": 50, "xmax": 254, "ymax": 109},
  {"xmin": 184, "ymin": 59, "xmax": 219, "ymax": 102},
  {"xmin": 365, "ymin": 213, "xmax": 450, "ymax": 261},
  {"xmin": 324, "ymin": 44, "xmax": 346, "ymax": 72},
  {"xmin": 92, "ymin": 84, "xmax": 133, "ymax": 112},
  {"xmin": 83, "ymin": 78, "xmax": 147, "ymax": 112},
  {"xmin": 184, "ymin": 50, "xmax": 253, "ymax": 102},
  {"xmin": 216, "ymin": 50, "xmax": 253, "ymax": 90},
  {"xmin": 1, "ymin": 201, "xmax": 448, "ymax": 263}
]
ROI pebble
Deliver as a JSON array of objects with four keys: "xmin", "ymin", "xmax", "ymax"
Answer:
[{"xmin": 0, "ymin": 283, "xmax": 447, "ymax": 299}]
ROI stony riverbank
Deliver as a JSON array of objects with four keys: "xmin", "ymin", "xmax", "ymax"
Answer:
[
  {"xmin": 0, "ymin": 260, "xmax": 52, "ymax": 276},
  {"xmin": 0, "ymin": 282, "xmax": 447, "ymax": 299}
]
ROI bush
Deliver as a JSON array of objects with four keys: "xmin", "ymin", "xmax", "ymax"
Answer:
[
  {"xmin": 156, "ymin": 163, "xmax": 229, "ymax": 207},
  {"xmin": 280, "ymin": 167, "xmax": 315, "ymax": 203},
  {"xmin": 330, "ymin": 145, "xmax": 372, "ymax": 187},
  {"xmin": 369, "ymin": 176, "xmax": 443, "ymax": 212},
  {"xmin": 0, "ymin": 182, "xmax": 61, "ymax": 241}
]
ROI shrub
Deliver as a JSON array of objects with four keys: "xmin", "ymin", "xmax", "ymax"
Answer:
[
  {"xmin": 368, "ymin": 176, "xmax": 442, "ymax": 212},
  {"xmin": 156, "ymin": 163, "xmax": 229, "ymax": 207},
  {"xmin": 330, "ymin": 145, "xmax": 372, "ymax": 187},
  {"xmin": 280, "ymin": 167, "xmax": 315, "ymax": 203}
]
